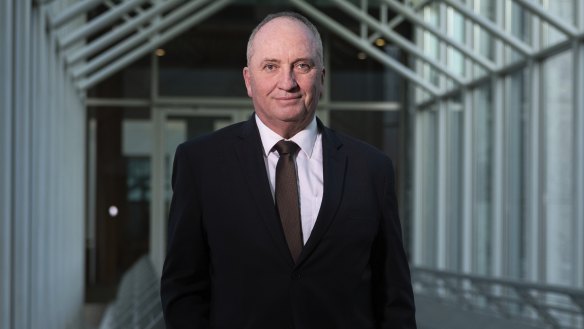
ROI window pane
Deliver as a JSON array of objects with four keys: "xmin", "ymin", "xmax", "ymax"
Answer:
[
  {"xmin": 504, "ymin": 70, "xmax": 528, "ymax": 279},
  {"xmin": 417, "ymin": 107, "xmax": 439, "ymax": 267},
  {"xmin": 446, "ymin": 97, "xmax": 464, "ymax": 271},
  {"xmin": 543, "ymin": 51, "xmax": 574, "ymax": 285},
  {"xmin": 473, "ymin": 84, "xmax": 493, "ymax": 275},
  {"xmin": 540, "ymin": 0, "xmax": 575, "ymax": 47}
]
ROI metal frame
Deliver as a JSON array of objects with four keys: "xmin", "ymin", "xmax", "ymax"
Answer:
[
  {"xmin": 65, "ymin": 0, "xmax": 182, "ymax": 66},
  {"xmin": 46, "ymin": 0, "xmax": 584, "ymax": 96},
  {"xmin": 332, "ymin": 0, "xmax": 467, "ymax": 86},
  {"xmin": 414, "ymin": 267, "xmax": 584, "ymax": 329},
  {"xmin": 0, "ymin": 0, "xmax": 13, "ymax": 328},
  {"xmin": 49, "ymin": 0, "xmax": 102, "ymax": 29},
  {"xmin": 407, "ymin": 1, "xmax": 584, "ymax": 316},
  {"xmin": 75, "ymin": 0, "xmax": 229, "ymax": 89},
  {"xmin": 58, "ymin": 0, "xmax": 149, "ymax": 50},
  {"xmin": 385, "ymin": 0, "xmax": 496, "ymax": 72}
]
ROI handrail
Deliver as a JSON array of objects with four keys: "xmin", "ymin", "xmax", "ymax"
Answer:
[{"xmin": 413, "ymin": 267, "xmax": 584, "ymax": 329}]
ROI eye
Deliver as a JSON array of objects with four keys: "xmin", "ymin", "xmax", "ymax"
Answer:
[
  {"xmin": 295, "ymin": 62, "xmax": 312, "ymax": 73},
  {"xmin": 263, "ymin": 63, "xmax": 278, "ymax": 71}
]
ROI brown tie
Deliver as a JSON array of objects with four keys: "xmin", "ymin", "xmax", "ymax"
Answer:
[{"xmin": 274, "ymin": 140, "xmax": 303, "ymax": 263}]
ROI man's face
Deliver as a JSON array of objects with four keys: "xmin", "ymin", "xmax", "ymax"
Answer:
[{"xmin": 243, "ymin": 17, "xmax": 325, "ymax": 137}]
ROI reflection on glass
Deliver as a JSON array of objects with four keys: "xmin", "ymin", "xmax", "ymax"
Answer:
[
  {"xmin": 543, "ymin": 51, "xmax": 574, "ymax": 285},
  {"xmin": 474, "ymin": 84, "xmax": 492, "ymax": 275},
  {"xmin": 540, "ymin": 0, "xmax": 575, "ymax": 48},
  {"xmin": 504, "ymin": 1, "xmax": 530, "ymax": 64},
  {"xmin": 505, "ymin": 70, "xmax": 528, "ymax": 279},
  {"xmin": 446, "ymin": 97, "xmax": 463, "ymax": 271},
  {"xmin": 419, "ymin": 107, "xmax": 438, "ymax": 267}
]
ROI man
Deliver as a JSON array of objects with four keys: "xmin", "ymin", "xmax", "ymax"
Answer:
[{"xmin": 160, "ymin": 12, "xmax": 416, "ymax": 329}]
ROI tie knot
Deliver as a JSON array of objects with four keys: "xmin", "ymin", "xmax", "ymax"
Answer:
[{"xmin": 274, "ymin": 140, "xmax": 299, "ymax": 155}]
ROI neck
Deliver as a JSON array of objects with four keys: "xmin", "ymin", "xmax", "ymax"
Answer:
[{"xmin": 257, "ymin": 115, "xmax": 314, "ymax": 139}]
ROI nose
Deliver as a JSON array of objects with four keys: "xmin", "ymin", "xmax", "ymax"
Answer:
[{"xmin": 277, "ymin": 68, "xmax": 298, "ymax": 91}]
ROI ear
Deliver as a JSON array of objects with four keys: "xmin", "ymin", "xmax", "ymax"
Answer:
[{"xmin": 243, "ymin": 67, "xmax": 253, "ymax": 98}]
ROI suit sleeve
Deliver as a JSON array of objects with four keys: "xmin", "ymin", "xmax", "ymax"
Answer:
[
  {"xmin": 371, "ymin": 158, "xmax": 417, "ymax": 329},
  {"xmin": 160, "ymin": 143, "xmax": 211, "ymax": 329}
]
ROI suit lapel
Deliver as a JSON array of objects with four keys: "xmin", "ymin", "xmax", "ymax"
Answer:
[
  {"xmin": 298, "ymin": 121, "xmax": 347, "ymax": 265},
  {"xmin": 234, "ymin": 117, "xmax": 294, "ymax": 265}
]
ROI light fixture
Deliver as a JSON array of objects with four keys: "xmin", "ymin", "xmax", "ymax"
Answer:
[
  {"xmin": 357, "ymin": 52, "xmax": 367, "ymax": 60},
  {"xmin": 155, "ymin": 48, "xmax": 166, "ymax": 57},
  {"xmin": 108, "ymin": 205, "xmax": 119, "ymax": 218},
  {"xmin": 375, "ymin": 38, "xmax": 386, "ymax": 47}
]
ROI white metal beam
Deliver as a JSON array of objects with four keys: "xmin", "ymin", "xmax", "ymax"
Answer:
[
  {"xmin": 384, "ymin": 0, "xmax": 497, "ymax": 72},
  {"xmin": 59, "ymin": 0, "xmax": 149, "ymax": 50},
  {"xmin": 49, "ymin": 0, "xmax": 102, "ymax": 29},
  {"xmin": 333, "ymin": 0, "xmax": 467, "ymax": 85},
  {"xmin": 72, "ymin": 0, "xmax": 210, "ymax": 80},
  {"xmin": 514, "ymin": 0, "xmax": 579, "ymax": 39},
  {"xmin": 388, "ymin": 0, "xmax": 432, "ymax": 30},
  {"xmin": 65, "ymin": 0, "xmax": 182, "ymax": 66},
  {"xmin": 443, "ymin": 0, "xmax": 533, "ymax": 56},
  {"xmin": 291, "ymin": 0, "xmax": 441, "ymax": 97},
  {"xmin": 78, "ymin": 0, "xmax": 232, "ymax": 90}
]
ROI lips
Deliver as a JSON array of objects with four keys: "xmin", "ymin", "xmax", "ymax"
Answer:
[{"xmin": 275, "ymin": 95, "xmax": 301, "ymax": 101}]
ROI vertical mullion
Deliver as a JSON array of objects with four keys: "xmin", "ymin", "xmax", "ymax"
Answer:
[
  {"xmin": 412, "ymin": 105, "xmax": 424, "ymax": 267},
  {"xmin": 491, "ymin": 0, "xmax": 505, "ymax": 278},
  {"xmin": 46, "ymin": 7, "xmax": 54, "ymax": 327},
  {"xmin": 13, "ymin": 0, "xmax": 32, "ymax": 328},
  {"xmin": 30, "ymin": 7, "xmax": 42, "ymax": 329},
  {"xmin": 461, "ymin": 0, "xmax": 474, "ymax": 274},
  {"xmin": 573, "ymin": 41, "xmax": 584, "ymax": 287},
  {"xmin": 436, "ymin": 100, "xmax": 447, "ymax": 269},
  {"xmin": 461, "ymin": 87, "xmax": 473, "ymax": 274},
  {"xmin": 531, "ymin": 7, "xmax": 544, "ymax": 283},
  {"xmin": 576, "ymin": 0, "xmax": 584, "ymax": 290},
  {"xmin": 0, "ymin": 0, "xmax": 13, "ymax": 328},
  {"xmin": 436, "ymin": 2, "xmax": 447, "ymax": 270},
  {"xmin": 150, "ymin": 52, "xmax": 166, "ymax": 276},
  {"xmin": 527, "ymin": 59, "xmax": 541, "ymax": 283},
  {"xmin": 411, "ymin": 9, "xmax": 423, "ymax": 267}
]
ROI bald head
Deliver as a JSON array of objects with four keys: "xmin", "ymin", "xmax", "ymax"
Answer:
[{"xmin": 246, "ymin": 12, "xmax": 323, "ymax": 67}]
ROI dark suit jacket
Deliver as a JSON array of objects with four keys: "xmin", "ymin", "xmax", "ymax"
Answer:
[{"xmin": 160, "ymin": 116, "xmax": 416, "ymax": 329}]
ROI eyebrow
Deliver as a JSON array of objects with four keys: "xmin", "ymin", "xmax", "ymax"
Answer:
[
  {"xmin": 259, "ymin": 57, "xmax": 315, "ymax": 64},
  {"xmin": 260, "ymin": 58, "xmax": 281, "ymax": 64}
]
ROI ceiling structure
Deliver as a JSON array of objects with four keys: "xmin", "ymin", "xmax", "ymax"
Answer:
[{"xmin": 45, "ymin": 0, "xmax": 583, "ymax": 99}]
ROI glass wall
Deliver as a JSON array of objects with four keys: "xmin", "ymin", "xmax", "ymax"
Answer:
[
  {"xmin": 503, "ymin": 69, "xmax": 528, "ymax": 279},
  {"xmin": 542, "ymin": 51, "xmax": 575, "ymax": 285},
  {"xmin": 445, "ymin": 97, "xmax": 464, "ymax": 271},
  {"xmin": 412, "ymin": 0, "xmax": 583, "ymax": 288},
  {"xmin": 472, "ymin": 83, "xmax": 493, "ymax": 275}
]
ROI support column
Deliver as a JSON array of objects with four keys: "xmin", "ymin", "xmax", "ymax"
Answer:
[{"xmin": 0, "ymin": 0, "xmax": 14, "ymax": 328}]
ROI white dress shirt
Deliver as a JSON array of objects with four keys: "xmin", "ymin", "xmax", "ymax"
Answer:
[{"xmin": 255, "ymin": 115, "xmax": 324, "ymax": 244}]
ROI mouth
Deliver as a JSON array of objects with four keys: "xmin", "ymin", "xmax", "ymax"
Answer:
[{"xmin": 275, "ymin": 96, "xmax": 301, "ymax": 101}]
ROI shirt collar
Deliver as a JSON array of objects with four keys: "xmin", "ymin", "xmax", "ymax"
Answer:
[{"xmin": 255, "ymin": 114, "xmax": 319, "ymax": 158}]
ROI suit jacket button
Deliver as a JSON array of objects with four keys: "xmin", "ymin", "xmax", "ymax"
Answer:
[{"xmin": 292, "ymin": 273, "xmax": 301, "ymax": 280}]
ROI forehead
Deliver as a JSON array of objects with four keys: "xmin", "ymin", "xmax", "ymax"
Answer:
[{"xmin": 251, "ymin": 18, "xmax": 317, "ymax": 60}]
